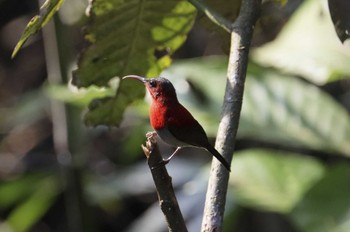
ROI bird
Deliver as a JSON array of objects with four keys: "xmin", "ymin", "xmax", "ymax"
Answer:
[{"xmin": 122, "ymin": 75, "xmax": 231, "ymax": 171}]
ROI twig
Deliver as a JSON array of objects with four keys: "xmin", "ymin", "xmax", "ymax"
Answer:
[
  {"xmin": 188, "ymin": 0, "xmax": 232, "ymax": 33},
  {"xmin": 201, "ymin": 0, "xmax": 262, "ymax": 231},
  {"xmin": 42, "ymin": 12, "xmax": 93, "ymax": 232},
  {"xmin": 142, "ymin": 134, "xmax": 188, "ymax": 232}
]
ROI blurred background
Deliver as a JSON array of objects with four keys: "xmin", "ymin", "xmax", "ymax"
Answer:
[{"xmin": 0, "ymin": 0, "xmax": 350, "ymax": 231}]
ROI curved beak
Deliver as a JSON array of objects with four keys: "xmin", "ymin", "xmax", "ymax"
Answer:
[{"xmin": 122, "ymin": 75, "xmax": 146, "ymax": 83}]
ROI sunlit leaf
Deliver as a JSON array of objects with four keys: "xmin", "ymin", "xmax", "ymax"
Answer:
[
  {"xmin": 252, "ymin": 0, "xmax": 350, "ymax": 84},
  {"xmin": 291, "ymin": 164, "xmax": 350, "ymax": 232},
  {"xmin": 45, "ymin": 84, "xmax": 114, "ymax": 107},
  {"xmin": 73, "ymin": 0, "xmax": 196, "ymax": 126},
  {"xmin": 11, "ymin": 0, "xmax": 65, "ymax": 58},
  {"xmin": 274, "ymin": 0, "xmax": 287, "ymax": 5},
  {"xmin": 229, "ymin": 149, "xmax": 325, "ymax": 213},
  {"xmin": 262, "ymin": 0, "xmax": 288, "ymax": 4},
  {"xmin": 163, "ymin": 57, "xmax": 350, "ymax": 156}
]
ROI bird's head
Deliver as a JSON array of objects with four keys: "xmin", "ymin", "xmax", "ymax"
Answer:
[{"xmin": 122, "ymin": 75, "xmax": 178, "ymax": 102}]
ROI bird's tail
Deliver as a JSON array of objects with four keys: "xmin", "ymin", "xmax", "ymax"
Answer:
[{"xmin": 206, "ymin": 145, "xmax": 231, "ymax": 172}]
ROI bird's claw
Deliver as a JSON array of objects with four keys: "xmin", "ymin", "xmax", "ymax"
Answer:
[{"xmin": 146, "ymin": 131, "xmax": 158, "ymax": 140}]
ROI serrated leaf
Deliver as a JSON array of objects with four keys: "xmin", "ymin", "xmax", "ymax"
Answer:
[
  {"xmin": 328, "ymin": 0, "xmax": 350, "ymax": 43},
  {"xmin": 11, "ymin": 0, "xmax": 65, "ymax": 58},
  {"xmin": 73, "ymin": 0, "xmax": 196, "ymax": 126},
  {"xmin": 252, "ymin": 0, "xmax": 350, "ymax": 84},
  {"xmin": 162, "ymin": 57, "xmax": 350, "ymax": 156},
  {"xmin": 229, "ymin": 149, "xmax": 325, "ymax": 213},
  {"xmin": 290, "ymin": 164, "xmax": 350, "ymax": 232}
]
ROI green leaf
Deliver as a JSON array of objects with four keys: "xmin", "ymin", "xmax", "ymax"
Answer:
[
  {"xmin": 263, "ymin": 0, "xmax": 288, "ymax": 5},
  {"xmin": 0, "ymin": 173, "xmax": 48, "ymax": 209},
  {"xmin": 252, "ymin": 0, "xmax": 350, "ymax": 84},
  {"xmin": 73, "ymin": 0, "xmax": 196, "ymax": 126},
  {"xmin": 229, "ymin": 149, "xmax": 325, "ymax": 213},
  {"xmin": 5, "ymin": 175, "xmax": 61, "ymax": 232},
  {"xmin": 290, "ymin": 164, "xmax": 350, "ymax": 232},
  {"xmin": 45, "ymin": 84, "xmax": 114, "ymax": 107},
  {"xmin": 241, "ymin": 64, "xmax": 350, "ymax": 156},
  {"xmin": 11, "ymin": 0, "xmax": 65, "ymax": 58},
  {"xmin": 162, "ymin": 57, "xmax": 350, "ymax": 156}
]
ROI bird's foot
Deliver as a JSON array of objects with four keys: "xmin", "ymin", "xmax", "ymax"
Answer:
[
  {"xmin": 150, "ymin": 159, "xmax": 170, "ymax": 170},
  {"xmin": 146, "ymin": 131, "xmax": 158, "ymax": 140}
]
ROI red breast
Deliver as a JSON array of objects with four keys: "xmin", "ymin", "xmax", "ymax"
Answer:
[{"xmin": 149, "ymin": 99, "xmax": 197, "ymax": 130}]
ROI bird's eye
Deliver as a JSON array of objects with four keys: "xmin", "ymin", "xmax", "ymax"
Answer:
[{"xmin": 149, "ymin": 80, "xmax": 156, "ymax": 87}]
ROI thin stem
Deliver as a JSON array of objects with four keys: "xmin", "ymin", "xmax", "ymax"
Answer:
[
  {"xmin": 188, "ymin": 0, "xmax": 232, "ymax": 33},
  {"xmin": 201, "ymin": 0, "xmax": 261, "ymax": 231},
  {"xmin": 41, "ymin": 11, "xmax": 93, "ymax": 232}
]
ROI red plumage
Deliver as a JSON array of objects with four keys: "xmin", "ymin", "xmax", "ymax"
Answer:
[{"xmin": 123, "ymin": 75, "xmax": 231, "ymax": 171}]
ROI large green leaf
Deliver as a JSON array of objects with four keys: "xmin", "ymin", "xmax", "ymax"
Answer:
[
  {"xmin": 12, "ymin": 0, "xmax": 65, "ymax": 58},
  {"xmin": 73, "ymin": 0, "xmax": 196, "ymax": 126},
  {"xmin": 290, "ymin": 164, "xmax": 350, "ymax": 232},
  {"xmin": 252, "ymin": 0, "xmax": 350, "ymax": 84},
  {"xmin": 241, "ymin": 64, "xmax": 350, "ymax": 156},
  {"xmin": 162, "ymin": 57, "xmax": 350, "ymax": 156},
  {"xmin": 229, "ymin": 149, "xmax": 325, "ymax": 213}
]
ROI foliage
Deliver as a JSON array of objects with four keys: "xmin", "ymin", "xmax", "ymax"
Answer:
[
  {"xmin": 143, "ymin": 52, "xmax": 350, "ymax": 231},
  {"xmin": 253, "ymin": 0, "xmax": 350, "ymax": 84},
  {"xmin": 291, "ymin": 164, "xmax": 350, "ymax": 232},
  {"xmin": 11, "ymin": 0, "xmax": 65, "ymax": 58},
  {"xmin": 164, "ymin": 57, "xmax": 350, "ymax": 156},
  {"xmin": 0, "ymin": 174, "xmax": 60, "ymax": 232},
  {"xmin": 230, "ymin": 149, "xmax": 325, "ymax": 213},
  {"xmin": 3, "ymin": 0, "xmax": 350, "ymax": 231},
  {"xmin": 72, "ymin": 0, "xmax": 196, "ymax": 126}
]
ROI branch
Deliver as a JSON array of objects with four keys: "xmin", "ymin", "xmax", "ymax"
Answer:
[
  {"xmin": 42, "ymin": 15, "xmax": 93, "ymax": 232},
  {"xmin": 142, "ymin": 134, "xmax": 188, "ymax": 232},
  {"xmin": 188, "ymin": 0, "xmax": 232, "ymax": 33},
  {"xmin": 201, "ymin": 0, "xmax": 262, "ymax": 231}
]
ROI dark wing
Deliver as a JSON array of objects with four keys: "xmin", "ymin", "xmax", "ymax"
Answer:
[
  {"xmin": 167, "ymin": 118, "xmax": 231, "ymax": 171},
  {"xmin": 167, "ymin": 116, "xmax": 209, "ymax": 147}
]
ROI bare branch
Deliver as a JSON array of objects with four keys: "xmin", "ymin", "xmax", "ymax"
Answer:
[
  {"xmin": 188, "ymin": 0, "xmax": 232, "ymax": 33},
  {"xmin": 143, "ymin": 134, "xmax": 188, "ymax": 232},
  {"xmin": 201, "ymin": 0, "xmax": 262, "ymax": 231}
]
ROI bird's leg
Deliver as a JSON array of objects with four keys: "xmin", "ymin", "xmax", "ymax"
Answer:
[
  {"xmin": 163, "ymin": 147, "xmax": 182, "ymax": 164},
  {"xmin": 150, "ymin": 147, "xmax": 183, "ymax": 170}
]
